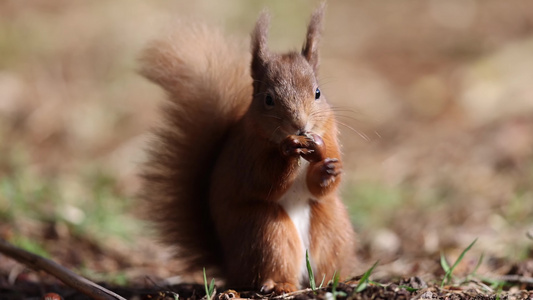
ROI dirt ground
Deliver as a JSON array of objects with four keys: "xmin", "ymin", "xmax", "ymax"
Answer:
[{"xmin": 1, "ymin": 0, "xmax": 532, "ymax": 299}]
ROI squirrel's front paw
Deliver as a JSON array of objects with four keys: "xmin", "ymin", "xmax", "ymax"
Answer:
[
  {"xmin": 312, "ymin": 158, "xmax": 342, "ymax": 188},
  {"xmin": 280, "ymin": 135, "xmax": 314, "ymax": 157},
  {"xmin": 280, "ymin": 133, "xmax": 324, "ymax": 162}
]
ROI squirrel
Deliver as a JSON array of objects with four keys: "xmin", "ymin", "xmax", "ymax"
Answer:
[{"xmin": 140, "ymin": 4, "xmax": 357, "ymax": 293}]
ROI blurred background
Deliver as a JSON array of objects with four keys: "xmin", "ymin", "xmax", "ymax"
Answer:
[{"xmin": 1, "ymin": 0, "xmax": 532, "ymax": 286}]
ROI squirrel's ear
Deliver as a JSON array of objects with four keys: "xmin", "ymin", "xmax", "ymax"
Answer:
[
  {"xmin": 251, "ymin": 10, "xmax": 270, "ymax": 81},
  {"xmin": 302, "ymin": 3, "xmax": 325, "ymax": 72}
]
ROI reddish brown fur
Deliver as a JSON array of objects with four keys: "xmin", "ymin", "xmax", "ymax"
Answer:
[
  {"xmin": 141, "ymin": 3, "xmax": 356, "ymax": 291},
  {"xmin": 140, "ymin": 22, "xmax": 252, "ymax": 273}
]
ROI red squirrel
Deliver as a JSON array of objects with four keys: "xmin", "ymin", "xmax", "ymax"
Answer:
[{"xmin": 140, "ymin": 4, "xmax": 356, "ymax": 293}]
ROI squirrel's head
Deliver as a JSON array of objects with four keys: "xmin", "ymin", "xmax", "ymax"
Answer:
[{"xmin": 248, "ymin": 3, "xmax": 332, "ymax": 144}]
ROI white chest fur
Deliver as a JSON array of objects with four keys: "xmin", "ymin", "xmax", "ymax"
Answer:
[{"xmin": 278, "ymin": 159, "xmax": 314, "ymax": 284}]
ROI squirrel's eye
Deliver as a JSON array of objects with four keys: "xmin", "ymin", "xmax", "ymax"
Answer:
[
  {"xmin": 264, "ymin": 94, "xmax": 275, "ymax": 108},
  {"xmin": 315, "ymin": 88, "xmax": 321, "ymax": 100}
]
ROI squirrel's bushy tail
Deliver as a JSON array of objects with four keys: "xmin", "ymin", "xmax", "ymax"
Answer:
[{"xmin": 140, "ymin": 22, "xmax": 252, "ymax": 272}]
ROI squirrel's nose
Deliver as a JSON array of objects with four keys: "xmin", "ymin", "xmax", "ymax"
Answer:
[
  {"xmin": 288, "ymin": 111, "xmax": 308, "ymax": 135},
  {"xmin": 294, "ymin": 119, "xmax": 309, "ymax": 135}
]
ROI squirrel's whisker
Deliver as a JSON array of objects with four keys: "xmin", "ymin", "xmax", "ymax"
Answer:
[{"xmin": 335, "ymin": 120, "xmax": 370, "ymax": 142}]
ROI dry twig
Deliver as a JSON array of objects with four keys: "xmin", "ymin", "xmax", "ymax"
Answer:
[{"xmin": 0, "ymin": 238, "xmax": 126, "ymax": 300}]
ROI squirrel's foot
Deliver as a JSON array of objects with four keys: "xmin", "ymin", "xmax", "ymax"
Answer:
[{"xmin": 260, "ymin": 279, "xmax": 298, "ymax": 295}]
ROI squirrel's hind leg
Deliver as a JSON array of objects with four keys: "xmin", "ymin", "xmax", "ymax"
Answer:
[{"xmin": 217, "ymin": 203, "xmax": 303, "ymax": 293}]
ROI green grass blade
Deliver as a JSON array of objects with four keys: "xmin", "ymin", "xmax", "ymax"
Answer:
[
  {"xmin": 398, "ymin": 285, "xmax": 419, "ymax": 292},
  {"xmin": 203, "ymin": 268, "xmax": 209, "ymax": 298},
  {"xmin": 354, "ymin": 260, "xmax": 379, "ymax": 293},
  {"xmin": 306, "ymin": 250, "xmax": 316, "ymax": 290},
  {"xmin": 331, "ymin": 271, "xmax": 339, "ymax": 300},
  {"xmin": 479, "ymin": 276, "xmax": 505, "ymax": 290},
  {"xmin": 332, "ymin": 271, "xmax": 339, "ymax": 291},
  {"xmin": 495, "ymin": 282, "xmax": 503, "ymax": 300},
  {"xmin": 319, "ymin": 273, "xmax": 326, "ymax": 289},
  {"xmin": 450, "ymin": 238, "xmax": 478, "ymax": 272},
  {"xmin": 440, "ymin": 238, "xmax": 478, "ymax": 288},
  {"xmin": 203, "ymin": 268, "xmax": 215, "ymax": 299},
  {"xmin": 471, "ymin": 252, "xmax": 484, "ymax": 276},
  {"xmin": 440, "ymin": 252, "xmax": 452, "ymax": 287},
  {"xmin": 440, "ymin": 252, "xmax": 451, "ymax": 273},
  {"xmin": 369, "ymin": 280, "xmax": 386, "ymax": 287},
  {"xmin": 209, "ymin": 278, "xmax": 215, "ymax": 296}
]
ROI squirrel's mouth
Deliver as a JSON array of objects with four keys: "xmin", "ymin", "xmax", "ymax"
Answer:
[{"xmin": 268, "ymin": 119, "xmax": 323, "ymax": 145}]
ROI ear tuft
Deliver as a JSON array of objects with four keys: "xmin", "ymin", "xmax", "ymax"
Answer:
[
  {"xmin": 302, "ymin": 2, "xmax": 325, "ymax": 72},
  {"xmin": 251, "ymin": 10, "xmax": 270, "ymax": 81}
]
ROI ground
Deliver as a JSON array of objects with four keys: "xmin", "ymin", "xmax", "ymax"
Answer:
[{"xmin": 0, "ymin": 1, "xmax": 532, "ymax": 299}]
